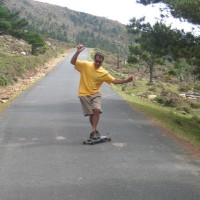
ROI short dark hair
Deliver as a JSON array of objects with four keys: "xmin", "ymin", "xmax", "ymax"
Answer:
[{"xmin": 94, "ymin": 52, "xmax": 104, "ymax": 61}]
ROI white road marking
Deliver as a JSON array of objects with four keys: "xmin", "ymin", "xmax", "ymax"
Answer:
[
  {"xmin": 112, "ymin": 143, "xmax": 127, "ymax": 148},
  {"xmin": 56, "ymin": 136, "xmax": 66, "ymax": 140}
]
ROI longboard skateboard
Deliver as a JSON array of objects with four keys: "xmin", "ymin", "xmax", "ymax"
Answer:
[{"xmin": 83, "ymin": 134, "xmax": 111, "ymax": 145}]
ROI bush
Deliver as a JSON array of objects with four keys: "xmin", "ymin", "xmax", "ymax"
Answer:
[
  {"xmin": 182, "ymin": 106, "xmax": 191, "ymax": 114},
  {"xmin": 194, "ymin": 82, "xmax": 200, "ymax": 92},
  {"xmin": 176, "ymin": 106, "xmax": 191, "ymax": 114},
  {"xmin": 17, "ymin": 65, "xmax": 27, "ymax": 73},
  {"xmin": 148, "ymin": 86, "xmax": 157, "ymax": 92},
  {"xmin": 155, "ymin": 94, "xmax": 183, "ymax": 108},
  {"xmin": 165, "ymin": 98, "xmax": 176, "ymax": 107},
  {"xmin": 189, "ymin": 101, "xmax": 200, "ymax": 109},
  {"xmin": 191, "ymin": 115, "xmax": 200, "ymax": 124},
  {"xmin": 161, "ymin": 88, "xmax": 171, "ymax": 96},
  {"xmin": 155, "ymin": 96, "xmax": 165, "ymax": 104},
  {"xmin": 178, "ymin": 85, "xmax": 192, "ymax": 92},
  {"xmin": 0, "ymin": 74, "xmax": 8, "ymax": 86},
  {"xmin": 164, "ymin": 94, "xmax": 180, "ymax": 107},
  {"xmin": 164, "ymin": 75, "xmax": 172, "ymax": 82},
  {"xmin": 168, "ymin": 70, "xmax": 177, "ymax": 76}
]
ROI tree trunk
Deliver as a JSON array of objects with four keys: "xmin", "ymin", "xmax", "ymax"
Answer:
[{"xmin": 149, "ymin": 63, "xmax": 154, "ymax": 84}]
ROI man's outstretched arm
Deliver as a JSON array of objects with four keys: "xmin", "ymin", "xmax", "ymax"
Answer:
[
  {"xmin": 70, "ymin": 44, "xmax": 85, "ymax": 65},
  {"xmin": 112, "ymin": 76, "xmax": 133, "ymax": 84}
]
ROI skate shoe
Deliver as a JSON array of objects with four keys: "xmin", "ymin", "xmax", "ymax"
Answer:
[
  {"xmin": 95, "ymin": 130, "xmax": 101, "ymax": 139},
  {"xmin": 89, "ymin": 131, "xmax": 100, "ymax": 140}
]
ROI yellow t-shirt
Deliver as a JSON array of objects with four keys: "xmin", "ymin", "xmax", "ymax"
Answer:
[{"xmin": 74, "ymin": 60, "xmax": 115, "ymax": 96}]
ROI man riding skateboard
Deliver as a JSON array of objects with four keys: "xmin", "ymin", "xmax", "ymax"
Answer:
[{"xmin": 70, "ymin": 45, "xmax": 133, "ymax": 140}]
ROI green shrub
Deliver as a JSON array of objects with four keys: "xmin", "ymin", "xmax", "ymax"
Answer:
[
  {"xmin": 168, "ymin": 70, "xmax": 177, "ymax": 76},
  {"xmin": 164, "ymin": 75, "xmax": 172, "ymax": 82},
  {"xmin": 164, "ymin": 94, "xmax": 180, "ymax": 107},
  {"xmin": 17, "ymin": 65, "xmax": 27, "ymax": 73},
  {"xmin": 194, "ymin": 82, "xmax": 200, "ymax": 92},
  {"xmin": 161, "ymin": 89, "xmax": 171, "ymax": 96},
  {"xmin": 0, "ymin": 75, "xmax": 8, "ymax": 86},
  {"xmin": 181, "ymin": 106, "xmax": 191, "ymax": 114},
  {"xmin": 191, "ymin": 115, "xmax": 200, "ymax": 124},
  {"xmin": 176, "ymin": 104, "xmax": 192, "ymax": 114},
  {"xmin": 174, "ymin": 118, "xmax": 182, "ymax": 126},
  {"xmin": 165, "ymin": 98, "xmax": 175, "ymax": 107},
  {"xmin": 189, "ymin": 101, "xmax": 200, "ymax": 109},
  {"xmin": 148, "ymin": 86, "xmax": 157, "ymax": 92},
  {"xmin": 178, "ymin": 85, "xmax": 192, "ymax": 92},
  {"xmin": 155, "ymin": 96, "xmax": 165, "ymax": 104}
]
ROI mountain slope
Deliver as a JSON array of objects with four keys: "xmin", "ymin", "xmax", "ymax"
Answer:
[{"xmin": 4, "ymin": 0, "xmax": 127, "ymax": 51}]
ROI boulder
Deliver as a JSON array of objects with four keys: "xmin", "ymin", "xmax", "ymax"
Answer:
[{"xmin": 148, "ymin": 94, "xmax": 157, "ymax": 100}]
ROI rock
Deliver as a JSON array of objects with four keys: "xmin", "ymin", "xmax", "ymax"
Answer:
[
  {"xmin": 19, "ymin": 41, "xmax": 25, "ymax": 45},
  {"xmin": 46, "ymin": 41, "xmax": 51, "ymax": 46},
  {"xmin": 187, "ymin": 96, "xmax": 197, "ymax": 100},
  {"xmin": 21, "ymin": 51, "xmax": 26, "ymax": 55},
  {"xmin": 179, "ymin": 93, "xmax": 186, "ymax": 99},
  {"xmin": 148, "ymin": 94, "xmax": 157, "ymax": 100},
  {"xmin": 1, "ymin": 99, "xmax": 8, "ymax": 103}
]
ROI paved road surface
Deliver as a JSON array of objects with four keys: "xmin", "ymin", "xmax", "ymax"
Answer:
[{"xmin": 0, "ymin": 48, "xmax": 200, "ymax": 200}]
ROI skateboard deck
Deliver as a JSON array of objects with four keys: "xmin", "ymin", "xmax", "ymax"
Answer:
[{"xmin": 83, "ymin": 134, "xmax": 111, "ymax": 145}]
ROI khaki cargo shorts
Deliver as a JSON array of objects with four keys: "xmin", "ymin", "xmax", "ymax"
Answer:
[{"xmin": 79, "ymin": 92, "xmax": 102, "ymax": 116}]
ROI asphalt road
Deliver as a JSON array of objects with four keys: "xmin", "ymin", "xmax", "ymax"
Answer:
[{"xmin": 0, "ymin": 48, "xmax": 200, "ymax": 200}]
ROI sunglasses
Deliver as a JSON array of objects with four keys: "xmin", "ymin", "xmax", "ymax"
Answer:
[{"xmin": 95, "ymin": 60, "xmax": 102, "ymax": 64}]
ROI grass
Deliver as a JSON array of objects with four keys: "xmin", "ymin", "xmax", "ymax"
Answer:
[
  {"xmin": 113, "ymin": 84, "xmax": 200, "ymax": 150},
  {"xmin": 0, "ymin": 44, "xmax": 67, "ymax": 86}
]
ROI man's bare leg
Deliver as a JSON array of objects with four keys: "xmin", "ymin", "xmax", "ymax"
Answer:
[{"xmin": 89, "ymin": 109, "xmax": 100, "ymax": 133}]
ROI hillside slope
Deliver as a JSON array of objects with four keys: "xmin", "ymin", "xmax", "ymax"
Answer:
[
  {"xmin": 0, "ymin": 34, "xmax": 70, "ymax": 102},
  {"xmin": 4, "ymin": 0, "xmax": 127, "ymax": 51}
]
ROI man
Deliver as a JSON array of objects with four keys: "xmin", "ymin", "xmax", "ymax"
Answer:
[{"xmin": 70, "ymin": 44, "xmax": 133, "ymax": 140}]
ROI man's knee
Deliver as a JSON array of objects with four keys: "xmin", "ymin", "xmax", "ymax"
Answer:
[{"xmin": 93, "ymin": 109, "xmax": 100, "ymax": 115}]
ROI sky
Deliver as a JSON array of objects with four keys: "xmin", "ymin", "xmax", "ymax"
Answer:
[{"xmin": 33, "ymin": 0, "xmax": 197, "ymax": 33}]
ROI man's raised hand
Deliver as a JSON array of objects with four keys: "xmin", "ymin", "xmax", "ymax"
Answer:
[{"xmin": 77, "ymin": 44, "xmax": 85, "ymax": 53}]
